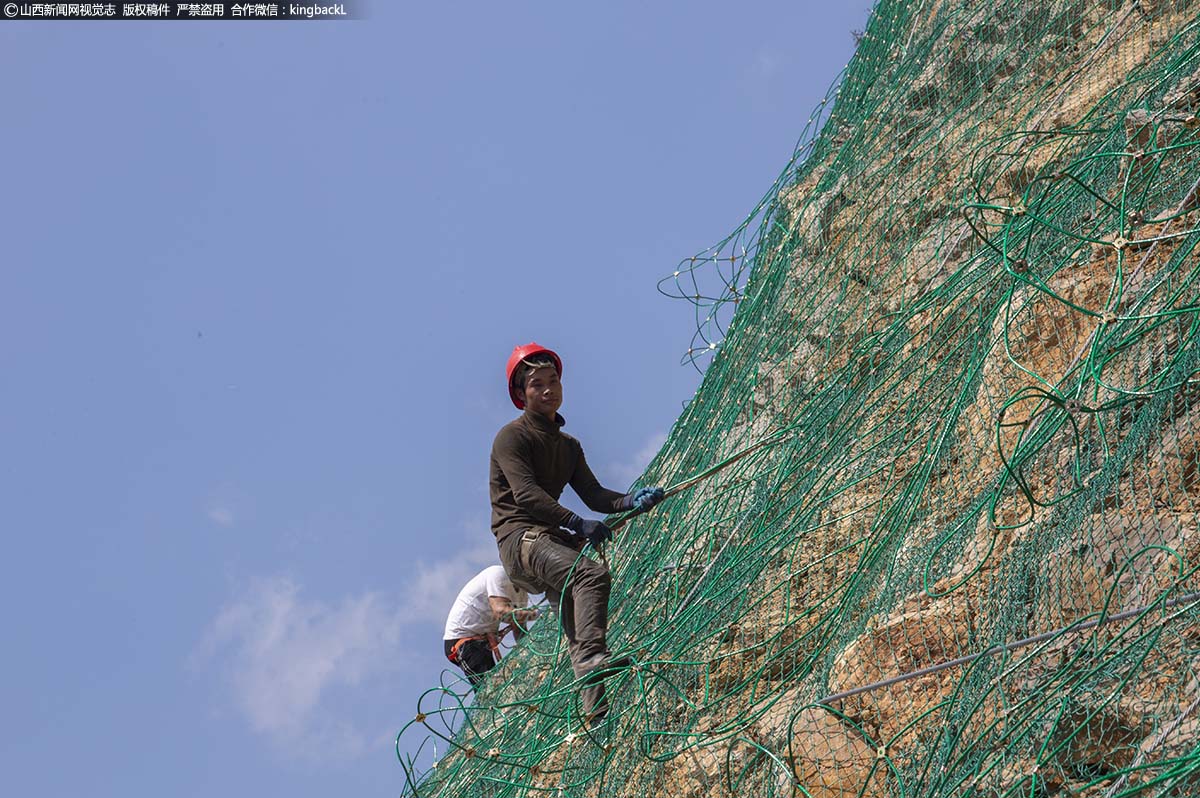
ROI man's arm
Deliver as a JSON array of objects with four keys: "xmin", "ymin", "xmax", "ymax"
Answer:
[
  {"xmin": 493, "ymin": 427, "xmax": 578, "ymax": 528},
  {"xmin": 488, "ymin": 595, "xmax": 538, "ymax": 641},
  {"xmin": 569, "ymin": 445, "xmax": 628, "ymax": 515}
]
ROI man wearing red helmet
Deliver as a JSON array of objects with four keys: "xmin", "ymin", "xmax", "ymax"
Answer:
[{"xmin": 489, "ymin": 342, "xmax": 665, "ymax": 725}]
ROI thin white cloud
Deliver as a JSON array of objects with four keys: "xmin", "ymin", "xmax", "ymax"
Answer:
[
  {"xmin": 207, "ymin": 506, "xmax": 234, "ymax": 527},
  {"xmin": 740, "ymin": 47, "xmax": 791, "ymax": 109},
  {"xmin": 605, "ymin": 430, "xmax": 668, "ymax": 488},
  {"xmin": 750, "ymin": 47, "xmax": 785, "ymax": 80},
  {"xmin": 403, "ymin": 519, "xmax": 499, "ymax": 627},
  {"xmin": 196, "ymin": 512, "xmax": 512, "ymax": 758},
  {"xmin": 196, "ymin": 576, "xmax": 404, "ymax": 759}
]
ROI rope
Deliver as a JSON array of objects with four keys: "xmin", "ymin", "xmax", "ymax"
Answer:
[{"xmin": 817, "ymin": 591, "xmax": 1200, "ymax": 705}]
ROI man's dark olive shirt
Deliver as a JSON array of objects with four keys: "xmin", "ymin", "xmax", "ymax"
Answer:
[{"xmin": 489, "ymin": 411, "xmax": 625, "ymax": 544}]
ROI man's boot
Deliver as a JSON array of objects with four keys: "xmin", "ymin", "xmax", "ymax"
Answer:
[
  {"xmin": 577, "ymin": 652, "xmax": 633, "ymax": 727},
  {"xmin": 581, "ymin": 682, "xmax": 607, "ymax": 727}
]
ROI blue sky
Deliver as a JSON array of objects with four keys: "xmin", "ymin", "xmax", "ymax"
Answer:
[{"xmin": 1, "ymin": 2, "xmax": 872, "ymax": 795}]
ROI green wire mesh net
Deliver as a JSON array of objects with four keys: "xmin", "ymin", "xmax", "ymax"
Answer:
[{"xmin": 397, "ymin": 0, "xmax": 1200, "ymax": 795}]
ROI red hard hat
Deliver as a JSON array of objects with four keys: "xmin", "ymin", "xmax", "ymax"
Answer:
[{"xmin": 505, "ymin": 342, "xmax": 563, "ymax": 409}]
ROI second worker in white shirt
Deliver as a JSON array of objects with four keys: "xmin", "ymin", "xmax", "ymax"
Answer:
[{"xmin": 443, "ymin": 565, "xmax": 539, "ymax": 687}]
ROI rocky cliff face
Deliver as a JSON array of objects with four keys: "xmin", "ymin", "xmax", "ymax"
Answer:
[{"xmin": 400, "ymin": 2, "xmax": 1200, "ymax": 796}]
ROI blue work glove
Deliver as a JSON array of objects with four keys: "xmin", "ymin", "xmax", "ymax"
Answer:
[
  {"xmin": 619, "ymin": 486, "xmax": 666, "ymax": 512},
  {"xmin": 565, "ymin": 514, "xmax": 613, "ymax": 547}
]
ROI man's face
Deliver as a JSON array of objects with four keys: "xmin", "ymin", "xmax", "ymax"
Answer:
[{"xmin": 522, "ymin": 366, "xmax": 562, "ymax": 419}]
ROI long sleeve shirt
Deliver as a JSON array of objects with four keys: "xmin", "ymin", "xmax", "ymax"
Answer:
[{"xmin": 489, "ymin": 411, "xmax": 626, "ymax": 544}]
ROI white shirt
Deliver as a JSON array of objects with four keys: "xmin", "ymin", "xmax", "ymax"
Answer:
[{"xmin": 443, "ymin": 565, "xmax": 529, "ymax": 641}]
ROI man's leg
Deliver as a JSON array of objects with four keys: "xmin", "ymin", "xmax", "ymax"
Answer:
[
  {"xmin": 498, "ymin": 531, "xmax": 545, "ymax": 594},
  {"xmin": 456, "ymin": 638, "xmax": 497, "ymax": 687},
  {"xmin": 523, "ymin": 534, "xmax": 612, "ymax": 717},
  {"xmin": 542, "ymin": 582, "xmax": 569, "ymax": 651}
]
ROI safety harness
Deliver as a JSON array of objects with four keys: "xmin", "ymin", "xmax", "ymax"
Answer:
[{"xmin": 446, "ymin": 634, "xmax": 500, "ymax": 665}]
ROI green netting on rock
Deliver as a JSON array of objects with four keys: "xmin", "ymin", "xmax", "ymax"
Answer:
[{"xmin": 397, "ymin": 1, "xmax": 1200, "ymax": 795}]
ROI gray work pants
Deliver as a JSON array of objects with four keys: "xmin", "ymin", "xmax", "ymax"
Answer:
[{"xmin": 499, "ymin": 528, "xmax": 612, "ymax": 714}]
